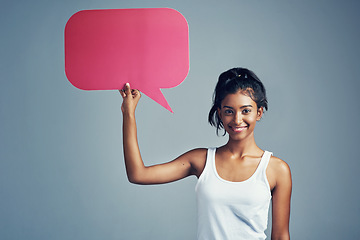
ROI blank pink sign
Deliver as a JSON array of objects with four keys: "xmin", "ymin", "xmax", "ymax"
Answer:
[{"xmin": 64, "ymin": 8, "xmax": 189, "ymax": 112}]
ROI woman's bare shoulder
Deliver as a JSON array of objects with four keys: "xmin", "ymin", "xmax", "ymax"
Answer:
[
  {"xmin": 268, "ymin": 155, "xmax": 292, "ymax": 189},
  {"xmin": 269, "ymin": 156, "xmax": 291, "ymax": 174},
  {"xmin": 183, "ymin": 148, "xmax": 208, "ymax": 164},
  {"xmin": 182, "ymin": 148, "xmax": 207, "ymax": 177}
]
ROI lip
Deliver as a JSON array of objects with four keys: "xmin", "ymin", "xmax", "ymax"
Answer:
[{"xmin": 229, "ymin": 126, "xmax": 247, "ymax": 133}]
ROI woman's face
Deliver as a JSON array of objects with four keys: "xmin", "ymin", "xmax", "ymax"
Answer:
[{"xmin": 217, "ymin": 91, "xmax": 263, "ymax": 141}]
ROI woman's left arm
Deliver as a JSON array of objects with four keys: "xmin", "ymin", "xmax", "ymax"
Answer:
[{"xmin": 270, "ymin": 157, "xmax": 292, "ymax": 240}]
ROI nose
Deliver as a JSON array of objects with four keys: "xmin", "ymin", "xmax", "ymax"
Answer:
[{"xmin": 234, "ymin": 111, "xmax": 242, "ymax": 125}]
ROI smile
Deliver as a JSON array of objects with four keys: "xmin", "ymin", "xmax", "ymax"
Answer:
[{"xmin": 229, "ymin": 126, "xmax": 247, "ymax": 132}]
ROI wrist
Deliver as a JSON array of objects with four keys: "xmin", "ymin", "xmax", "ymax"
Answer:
[{"xmin": 122, "ymin": 110, "xmax": 136, "ymax": 119}]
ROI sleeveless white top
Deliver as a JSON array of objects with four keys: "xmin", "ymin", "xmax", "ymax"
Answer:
[{"xmin": 195, "ymin": 148, "xmax": 272, "ymax": 240}]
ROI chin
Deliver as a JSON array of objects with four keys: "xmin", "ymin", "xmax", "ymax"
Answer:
[{"xmin": 228, "ymin": 130, "xmax": 254, "ymax": 142}]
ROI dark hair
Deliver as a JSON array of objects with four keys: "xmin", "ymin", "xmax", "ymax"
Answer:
[{"xmin": 208, "ymin": 67, "xmax": 268, "ymax": 136}]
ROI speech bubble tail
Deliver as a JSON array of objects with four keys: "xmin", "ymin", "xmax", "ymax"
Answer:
[{"xmin": 142, "ymin": 88, "xmax": 173, "ymax": 113}]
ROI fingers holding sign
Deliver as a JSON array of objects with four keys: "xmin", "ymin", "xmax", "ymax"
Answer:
[{"xmin": 120, "ymin": 83, "xmax": 141, "ymax": 114}]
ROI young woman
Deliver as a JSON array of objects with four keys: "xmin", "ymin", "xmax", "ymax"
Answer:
[{"xmin": 120, "ymin": 67, "xmax": 292, "ymax": 240}]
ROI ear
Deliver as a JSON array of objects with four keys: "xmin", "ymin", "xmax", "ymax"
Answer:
[{"xmin": 256, "ymin": 107, "xmax": 264, "ymax": 121}]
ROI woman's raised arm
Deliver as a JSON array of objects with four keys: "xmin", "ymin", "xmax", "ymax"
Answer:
[{"xmin": 120, "ymin": 83, "xmax": 205, "ymax": 185}]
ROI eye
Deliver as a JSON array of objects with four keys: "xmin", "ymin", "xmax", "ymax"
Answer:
[
  {"xmin": 224, "ymin": 109, "xmax": 233, "ymax": 115},
  {"xmin": 242, "ymin": 109, "xmax": 251, "ymax": 114}
]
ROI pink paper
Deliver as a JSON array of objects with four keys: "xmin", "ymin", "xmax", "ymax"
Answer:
[{"xmin": 64, "ymin": 8, "xmax": 189, "ymax": 112}]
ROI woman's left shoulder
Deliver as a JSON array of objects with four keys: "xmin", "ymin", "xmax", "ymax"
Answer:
[
  {"xmin": 269, "ymin": 155, "xmax": 291, "ymax": 173},
  {"xmin": 266, "ymin": 155, "xmax": 292, "ymax": 191}
]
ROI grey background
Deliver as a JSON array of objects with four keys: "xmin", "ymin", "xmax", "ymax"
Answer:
[{"xmin": 1, "ymin": 0, "xmax": 360, "ymax": 239}]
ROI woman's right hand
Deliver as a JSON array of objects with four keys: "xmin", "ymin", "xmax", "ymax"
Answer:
[{"xmin": 119, "ymin": 83, "xmax": 141, "ymax": 115}]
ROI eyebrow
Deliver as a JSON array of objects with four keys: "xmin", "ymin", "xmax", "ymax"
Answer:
[{"xmin": 223, "ymin": 105, "xmax": 253, "ymax": 109}]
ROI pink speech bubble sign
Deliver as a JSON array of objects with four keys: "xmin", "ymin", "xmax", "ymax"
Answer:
[{"xmin": 64, "ymin": 8, "xmax": 189, "ymax": 113}]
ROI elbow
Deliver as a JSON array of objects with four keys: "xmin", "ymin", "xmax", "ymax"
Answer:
[
  {"xmin": 127, "ymin": 175, "xmax": 136, "ymax": 184},
  {"xmin": 126, "ymin": 171, "xmax": 147, "ymax": 185},
  {"xmin": 127, "ymin": 176, "xmax": 142, "ymax": 185},
  {"xmin": 127, "ymin": 174, "xmax": 140, "ymax": 184}
]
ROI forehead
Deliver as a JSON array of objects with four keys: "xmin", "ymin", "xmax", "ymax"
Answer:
[{"xmin": 221, "ymin": 91, "xmax": 257, "ymax": 108}]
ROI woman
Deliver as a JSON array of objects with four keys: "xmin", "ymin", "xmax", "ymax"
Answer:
[{"xmin": 120, "ymin": 67, "xmax": 292, "ymax": 240}]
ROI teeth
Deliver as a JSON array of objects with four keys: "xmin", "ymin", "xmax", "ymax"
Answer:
[{"xmin": 232, "ymin": 126, "xmax": 246, "ymax": 132}]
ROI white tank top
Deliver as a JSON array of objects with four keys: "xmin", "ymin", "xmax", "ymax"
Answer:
[{"xmin": 195, "ymin": 148, "xmax": 272, "ymax": 240}]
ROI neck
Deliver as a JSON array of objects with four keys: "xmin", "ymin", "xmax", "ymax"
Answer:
[{"xmin": 223, "ymin": 133, "xmax": 261, "ymax": 157}]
